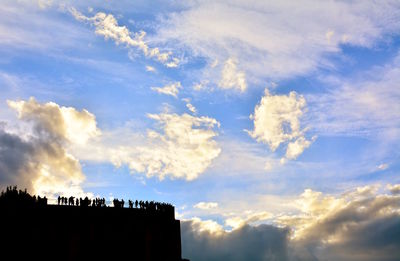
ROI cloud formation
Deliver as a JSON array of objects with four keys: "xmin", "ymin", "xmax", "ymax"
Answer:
[
  {"xmin": 182, "ymin": 98, "xmax": 197, "ymax": 114},
  {"xmin": 181, "ymin": 220, "xmax": 289, "ymax": 261},
  {"xmin": 146, "ymin": 65, "xmax": 156, "ymax": 72},
  {"xmin": 0, "ymin": 98, "xmax": 98, "ymax": 198},
  {"xmin": 224, "ymin": 211, "xmax": 272, "ymax": 230},
  {"xmin": 109, "ymin": 112, "xmax": 221, "ymax": 180},
  {"xmin": 194, "ymin": 202, "xmax": 218, "ymax": 210},
  {"xmin": 218, "ymin": 58, "xmax": 247, "ymax": 92},
  {"xmin": 181, "ymin": 185, "xmax": 400, "ymax": 261},
  {"xmin": 307, "ymin": 52, "xmax": 400, "ymax": 137},
  {"xmin": 151, "ymin": 82, "xmax": 182, "ymax": 98},
  {"xmin": 277, "ymin": 185, "xmax": 400, "ymax": 260},
  {"xmin": 70, "ymin": 7, "xmax": 179, "ymax": 67},
  {"xmin": 157, "ymin": 1, "xmax": 400, "ymax": 85},
  {"xmin": 73, "ymin": 111, "xmax": 221, "ymax": 181},
  {"xmin": 247, "ymin": 90, "xmax": 314, "ymax": 161},
  {"xmin": 387, "ymin": 184, "xmax": 400, "ymax": 195}
]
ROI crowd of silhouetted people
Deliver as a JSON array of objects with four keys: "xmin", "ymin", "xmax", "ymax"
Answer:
[
  {"xmin": 0, "ymin": 186, "xmax": 174, "ymax": 214},
  {"xmin": 0, "ymin": 186, "xmax": 47, "ymax": 207},
  {"xmin": 58, "ymin": 196, "xmax": 106, "ymax": 207},
  {"xmin": 56, "ymin": 195, "xmax": 173, "ymax": 213},
  {"xmin": 125, "ymin": 199, "xmax": 173, "ymax": 214}
]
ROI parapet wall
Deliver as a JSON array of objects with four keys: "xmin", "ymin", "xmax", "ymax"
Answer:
[{"xmin": 1, "ymin": 203, "xmax": 182, "ymax": 261}]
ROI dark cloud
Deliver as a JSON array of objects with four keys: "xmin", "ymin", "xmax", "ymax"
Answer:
[
  {"xmin": 0, "ymin": 128, "xmax": 38, "ymax": 191},
  {"xmin": 297, "ymin": 213, "xmax": 400, "ymax": 261},
  {"xmin": 181, "ymin": 221, "xmax": 289, "ymax": 261},
  {"xmin": 290, "ymin": 194, "xmax": 400, "ymax": 261},
  {"xmin": 0, "ymin": 98, "xmax": 94, "ymax": 197},
  {"xmin": 181, "ymin": 187, "xmax": 400, "ymax": 261}
]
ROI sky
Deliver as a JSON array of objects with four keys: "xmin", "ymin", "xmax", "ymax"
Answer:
[{"xmin": 1, "ymin": 0, "xmax": 400, "ymax": 260}]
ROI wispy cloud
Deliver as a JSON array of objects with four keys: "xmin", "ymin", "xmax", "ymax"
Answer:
[
  {"xmin": 156, "ymin": 1, "xmax": 400, "ymax": 88},
  {"xmin": 151, "ymin": 82, "xmax": 182, "ymax": 98},
  {"xmin": 0, "ymin": 3, "xmax": 90, "ymax": 52},
  {"xmin": 307, "ymin": 52, "xmax": 400, "ymax": 137},
  {"xmin": 218, "ymin": 58, "xmax": 247, "ymax": 92},
  {"xmin": 145, "ymin": 65, "xmax": 156, "ymax": 72},
  {"xmin": 70, "ymin": 7, "xmax": 180, "ymax": 67},
  {"xmin": 182, "ymin": 98, "xmax": 197, "ymax": 114},
  {"xmin": 194, "ymin": 201, "xmax": 218, "ymax": 210}
]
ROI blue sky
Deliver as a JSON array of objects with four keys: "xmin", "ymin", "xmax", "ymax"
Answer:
[{"xmin": 1, "ymin": 1, "xmax": 400, "ymax": 260}]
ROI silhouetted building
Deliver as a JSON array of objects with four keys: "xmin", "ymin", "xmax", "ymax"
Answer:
[{"xmin": 0, "ymin": 187, "xmax": 187, "ymax": 261}]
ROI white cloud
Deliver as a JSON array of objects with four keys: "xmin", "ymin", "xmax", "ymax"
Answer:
[
  {"xmin": 307, "ymin": 52, "xmax": 400, "ymax": 137},
  {"xmin": 0, "ymin": 3, "xmax": 90, "ymax": 52},
  {"xmin": 73, "ymin": 112, "xmax": 221, "ymax": 181},
  {"xmin": 247, "ymin": 89, "xmax": 314, "ymax": 160},
  {"xmin": 325, "ymin": 30, "xmax": 335, "ymax": 41},
  {"xmin": 156, "ymin": 0, "xmax": 400, "ymax": 86},
  {"xmin": 181, "ymin": 184, "xmax": 400, "ymax": 260},
  {"xmin": 182, "ymin": 98, "xmax": 197, "ymax": 114},
  {"xmin": 2, "ymin": 97, "xmax": 220, "ymax": 192},
  {"xmin": 145, "ymin": 65, "xmax": 156, "ymax": 72},
  {"xmin": 275, "ymin": 185, "xmax": 399, "ymax": 240},
  {"xmin": 225, "ymin": 211, "xmax": 272, "ymax": 230},
  {"xmin": 387, "ymin": 184, "xmax": 400, "ymax": 194},
  {"xmin": 70, "ymin": 7, "xmax": 180, "ymax": 67},
  {"xmin": 186, "ymin": 103, "xmax": 197, "ymax": 114},
  {"xmin": 218, "ymin": 58, "xmax": 247, "ymax": 92},
  {"xmin": 377, "ymin": 163, "xmax": 389, "ymax": 171},
  {"xmin": 285, "ymin": 136, "xmax": 316, "ymax": 160},
  {"xmin": 194, "ymin": 201, "xmax": 218, "ymax": 210},
  {"xmin": 193, "ymin": 80, "xmax": 209, "ymax": 91},
  {"xmin": 188, "ymin": 217, "xmax": 225, "ymax": 235},
  {"xmin": 8, "ymin": 97, "xmax": 100, "ymax": 145},
  {"xmin": 1, "ymin": 98, "xmax": 98, "ymax": 199},
  {"xmin": 151, "ymin": 82, "xmax": 182, "ymax": 98},
  {"xmin": 37, "ymin": 0, "xmax": 53, "ymax": 9},
  {"xmin": 123, "ymin": 113, "xmax": 221, "ymax": 180}
]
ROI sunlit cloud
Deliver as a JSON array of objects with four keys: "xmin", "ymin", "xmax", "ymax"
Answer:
[
  {"xmin": 1, "ymin": 98, "xmax": 98, "ymax": 199},
  {"xmin": 151, "ymin": 82, "xmax": 182, "ymax": 98},
  {"xmin": 156, "ymin": 1, "xmax": 400, "ymax": 88},
  {"xmin": 110, "ymin": 112, "xmax": 221, "ymax": 180},
  {"xmin": 194, "ymin": 201, "xmax": 218, "ymax": 210},
  {"xmin": 145, "ymin": 65, "xmax": 156, "ymax": 72},
  {"xmin": 377, "ymin": 163, "xmax": 389, "ymax": 171},
  {"xmin": 307, "ymin": 53, "xmax": 400, "ymax": 136},
  {"xmin": 186, "ymin": 217, "xmax": 224, "ymax": 235},
  {"xmin": 182, "ymin": 98, "xmax": 197, "ymax": 114},
  {"xmin": 225, "ymin": 211, "xmax": 272, "ymax": 230},
  {"xmin": 71, "ymin": 111, "xmax": 221, "ymax": 181},
  {"xmin": 387, "ymin": 184, "xmax": 400, "ymax": 195},
  {"xmin": 37, "ymin": 0, "xmax": 53, "ymax": 9},
  {"xmin": 181, "ymin": 184, "xmax": 400, "ymax": 260},
  {"xmin": 70, "ymin": 7, "xmax": 180, "ymax": 67},
  {"xmin": 218, "ymin": 58, "xmax": 247, "ymax": 92},
  {"xmin": 247, "ymin": 90, "xmax": 315, "ymax": 161}
]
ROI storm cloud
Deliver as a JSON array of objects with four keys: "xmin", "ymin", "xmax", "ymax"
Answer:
[
  {"xmin": 181, "ymin": 186, "xmax": 400, "ymax": 261},
  {"xmin": 181, "ymin": 221, "xmax": 289, "ymax": 261}
]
